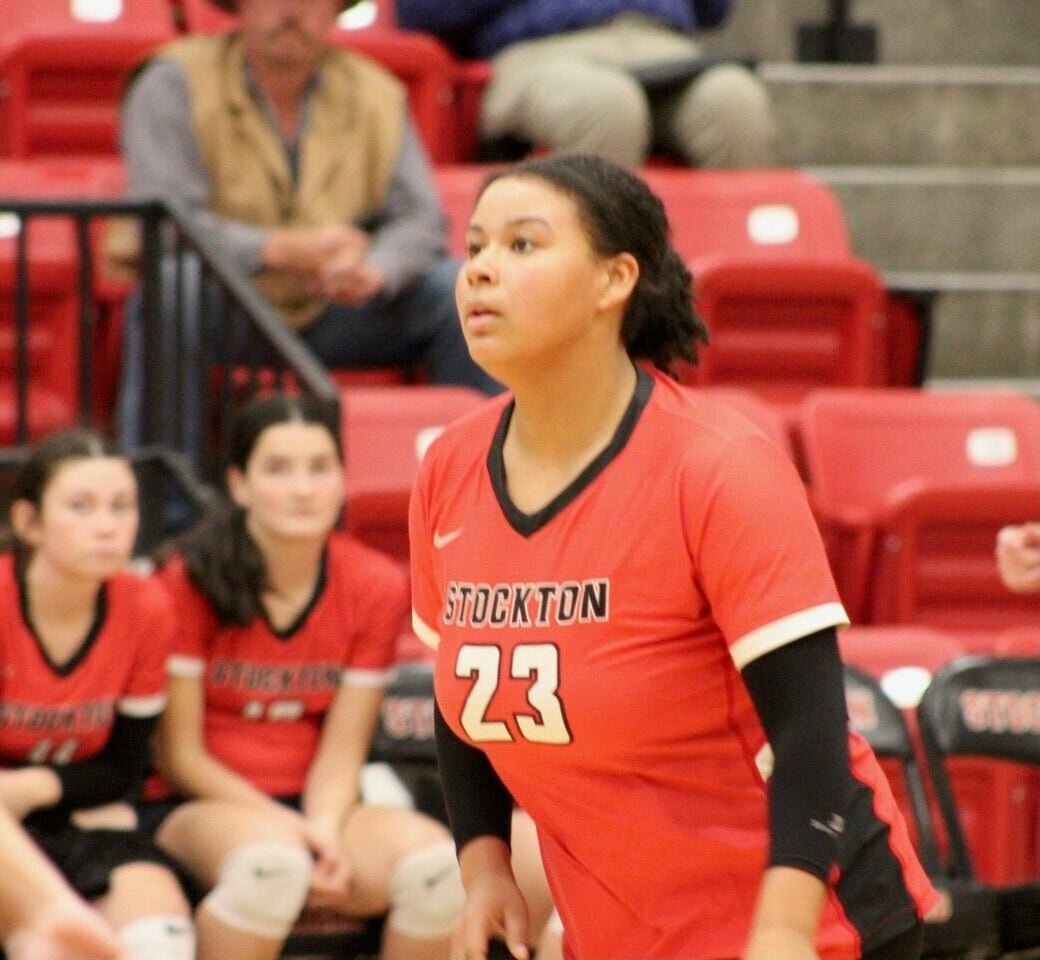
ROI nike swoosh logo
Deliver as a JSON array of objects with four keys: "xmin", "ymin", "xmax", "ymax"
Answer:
[
  {"xmin": 424, "ymin": 864, "xmax": 456, "ymax": 888},
  {"xmin": 433, "ymin": 528, "xmax": 462, "ymax": 549}
]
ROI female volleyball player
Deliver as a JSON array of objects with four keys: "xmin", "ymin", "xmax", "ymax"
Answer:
[
  {"xmin": 0, "ymin": 431, "xmax": 194, "ymax": 960},
  {"xmin": 409, "ymin": 154, "xmax": 938, "ymax": 960},
  {"xmin": 148, "ymin": 395, "xmax": 465, "ymax": 960}
]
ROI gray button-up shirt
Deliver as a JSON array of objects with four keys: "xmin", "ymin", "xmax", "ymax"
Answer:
[{"xmin": 121, "ymin": 57, "xmax": 448, "ymax": 297}]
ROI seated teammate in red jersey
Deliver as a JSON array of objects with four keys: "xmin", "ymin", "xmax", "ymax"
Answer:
[
  {"xmin": 409, "ymin": 154, "xmax": 940, "ymax": 960},
  {"xmin": 0, "ymin": 431, "xmax": 194, "ymax": 960},
  {"xmin": 0, "ymin": 805, "xmax": 124, "ymax": 960},
  {"xmin": 145, "ymin": 395, "xmax": 466, "ymax": 960}
]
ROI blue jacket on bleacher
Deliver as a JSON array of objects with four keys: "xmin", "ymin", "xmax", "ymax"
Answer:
[{"xmin": 396, "ymin": 0, "xmax": 731, "ymax": 60}]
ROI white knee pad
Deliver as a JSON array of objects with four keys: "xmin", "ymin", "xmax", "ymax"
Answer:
[
  {"xmin": 201, "ymin": 841, "xmax": 313, "ymax": 940},
  {"xmin": 119, "ymin": 915, "xmax": 195, "ymax": 960},
  {"xmin": 386, "ymin": 841, "xmax": 465, "ymax": 940}
]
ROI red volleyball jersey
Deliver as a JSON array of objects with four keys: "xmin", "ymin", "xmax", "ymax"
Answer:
[
  {"xmin": 411, "ymin": 369, "xmax": 937, "ymax": 960},
  {"xmin": 0, "ymin": 554, "xmax": 169, "ymax": 768},
  {"xmin": 157, "ymin": 532, "xmax": 407, "ymax": 797}
]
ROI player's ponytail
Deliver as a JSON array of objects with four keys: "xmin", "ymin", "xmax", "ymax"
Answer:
[
  {"xmin": 479, "ymin": 153, "xmax": 709, "ymax": 372},
  {"xmin": 174, "ymin": 394, "xmax": 342, "ymax": 625}
]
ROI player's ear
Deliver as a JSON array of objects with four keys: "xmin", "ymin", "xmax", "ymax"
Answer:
[
  {"xmin": 9, "ymin": 499, "xmax": 42, "ymax": 550},
  {"xmin": 226, "ymin": 466, "xmax": 249, "ymax": 510},
  {"xmin": 595, "ymin": 252, "xmax": 639, "ymax": 316}
]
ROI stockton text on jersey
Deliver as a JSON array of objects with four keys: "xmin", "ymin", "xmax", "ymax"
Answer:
[
  {"xmin": 0, "ymin": 699, "xmax": 114, "ymax": 732},
  {"xmin": 442, "ymin": 579, "xmax": 610, "ymax": 628},
  {"xmin": 210, "ymin": 660, "xmax": 343, "ymax": 694}
]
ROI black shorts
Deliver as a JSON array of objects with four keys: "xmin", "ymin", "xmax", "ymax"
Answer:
[
  {"xmin": 863, "ymin": 922, "xmax": 924, "ymax": 960},
  {"xmin": 136, "ymin": 793, "xmax": 304, "ymax": 839},
  {"xmin": 24, "ymin": 815, "xmax": 180, "ymax": 902}
]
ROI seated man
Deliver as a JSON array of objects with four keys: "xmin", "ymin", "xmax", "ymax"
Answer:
[
  {"xmin": 397, "ymin": 0, "xmax": 776, "ymax": 168},
  {"xmin": 116, "ymin": 0, "xmax": 497, "ymax": 454}
]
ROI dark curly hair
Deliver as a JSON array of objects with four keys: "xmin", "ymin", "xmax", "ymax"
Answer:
[
  {"xmin": 174, "ymin": 394, "xmax": 342, "ymax": 626},
  {"xmin": 479, "ymin": 153, "xmax": 709, "ymax": 373}
]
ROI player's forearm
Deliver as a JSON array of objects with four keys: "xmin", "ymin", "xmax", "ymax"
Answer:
[
  {"xmin": 744, "ymin": 866, "xmax": 826, "ymax": 958},
  {"xmin": 0, "ymin": 768, "xmax": 62, "ymax": 819},
  {"xmin": 0, "ymin": 807, "xmax": 76, "ymax": 932},
  {"xmin": 161, "ymin": 746, "xmax": 298, "ymax": 826},
  {"xmin": 301, "ymin": 765, "xmax": 360, "ymax": 832}
]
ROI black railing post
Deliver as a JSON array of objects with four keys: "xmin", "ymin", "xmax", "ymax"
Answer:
[
  {"xmin": 75, "ymin": 215, "xmax": 95, "ymax": 428},
  {"xmin": 797, "ymin": 0, "xmax": 878, "ymax": 63},
  {"xmin": 14, "ymin": 215, "xmax": 30, "ymax": 444},
  {"xmin": 139, "ymin": 205, "xmax": 164, "ymax": 446}
]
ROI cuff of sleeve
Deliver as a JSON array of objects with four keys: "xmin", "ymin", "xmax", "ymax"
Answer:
[{"xmin": 766, "ymin": 853, "xmax": 832, "ymax": 883}]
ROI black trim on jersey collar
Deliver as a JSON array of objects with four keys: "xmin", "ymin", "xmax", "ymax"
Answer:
[
  {"xmin": 261, "ymin": 547, "xmax": 328, "ymax": 641},
  {"xmin": 487, "ymin": 365, "xmax": 654, "ymax": 538},
  {"xmin": 17, "ymin": 573, "xmax": 108, "ymax": 679}
]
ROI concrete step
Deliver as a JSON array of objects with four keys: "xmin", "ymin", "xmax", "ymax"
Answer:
[
  {"xmin": 810, "ymin": 167, "xmax": 1040, "ymax": 272},
  {"xmin": 762, "ymin": 65, "xmax": 1040, "ymax": 167},
  {"xmin": 905, "ymin": 283, "xmax": 1040, "ymax": 379},
  {"xmin": 701, "ymin": 0, "xmax": 1040, "ymax": 65}
]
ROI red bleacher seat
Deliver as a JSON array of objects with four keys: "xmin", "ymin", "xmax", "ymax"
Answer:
[
  {"xmin": 341, "ymin": 384, "xmax": 487, "ymax": 562},
  {"xmin": 636, "ymin": 170, "xmax": 887, "ymax": 407},
  {"xmin": 177, "ymin": 0, "xmax": 460, "ymax": 162},
  {"xmin": 680, "ymin": 256, "xmax": 886, "ymax": 409},
  {"xmin": 639, "ymin": 168, "xmax": 854, "ymax": 259},
  {"xmin": 0, "ymin": 214, "xmax": 79, "ymax": 441},
  {"xmin": 800, "ymin": 388, "xmax": 1040, "ymax": 624},
  {"xmin": 0, "ymin": 0, "xmax": 175, "ymax": 157},
  {"xmin": 870, "ymin": 480, "xmax": 1040, "ymax": 631},
  {"xmin": 839, "ymin": 624, "xmax": 968, "ymax": 683},
  {"xmin": 0, "ymin": 158, "xmax": 129, "ymax": 422},
  {"xmin": 840, "ymin": 625, "xmax": 1040, "ymax": 886}
]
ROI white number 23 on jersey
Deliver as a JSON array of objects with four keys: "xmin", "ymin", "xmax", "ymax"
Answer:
[{"xmin": 456, "ymin": 643, "xmax": 572, "ymax": 745}]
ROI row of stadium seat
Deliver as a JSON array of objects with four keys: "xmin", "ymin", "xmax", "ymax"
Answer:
[
  {"xmin": 0, "ymin": 0, "xmax": 480, "ymax": 163},
  {"xmin": 0, "ymin": 157, "xmax": 920, "ymax": 435},
  {"xmin": 342, "ymin": 384, "xmax": 1040, "ymax": 637}
]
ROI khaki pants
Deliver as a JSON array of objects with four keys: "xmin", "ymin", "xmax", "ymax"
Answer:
[{"xmin": 481, "ymin": 14, "xmax": 775, "ymax": 168}]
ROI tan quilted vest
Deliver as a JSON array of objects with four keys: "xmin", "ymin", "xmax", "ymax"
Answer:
[{"xmin": 112, "ymin": 32, "xmax": 405, "ymax": 329}]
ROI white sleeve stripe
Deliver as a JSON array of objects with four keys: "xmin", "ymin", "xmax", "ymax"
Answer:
[
  {"xmin": 118, "ymin": 693, "xmax": 168, "ymax": 717},
  {"xmin": 411, "ymin": 611, "xmax": 440, "ymax": 650},
  {"xmin": 730, "ymin": 602, "xmax": 850, "ymax": 671},
  {"xmin": 168, "ymin": 655, "xmax": 205, "ymax": 678},
  {"xmin": 342, "ymin": 667, "xmax": 396, "ymax": 687}
]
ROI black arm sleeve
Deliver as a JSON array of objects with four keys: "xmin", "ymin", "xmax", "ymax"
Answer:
[
  {"xmin": 51, "ymin": 713, "xmax": 158, "ymax": 812},
  {"xmin": 434, "ymin": 701, "xmax": 514, "ymax": 853},
  {"xmin": 740, "ymin": 627, "xmax": 855, "ymax": 880}
]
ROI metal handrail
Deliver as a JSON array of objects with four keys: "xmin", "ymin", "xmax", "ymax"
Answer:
[{"xmin": 0, "ymin": 196, "xmax": 341, "ymax": 476}]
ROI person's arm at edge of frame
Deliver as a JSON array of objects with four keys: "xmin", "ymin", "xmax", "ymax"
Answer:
[
  {"xmin": 434, "ymin": 702, "xmax": 530, "ymax": 960},
  {"xmin": 740, "ymin": 627, "xmax": 855, "ymax": 960},
  {"xmin": 0, "ymin": 807, "xmax": 122, "ymax": 960}
]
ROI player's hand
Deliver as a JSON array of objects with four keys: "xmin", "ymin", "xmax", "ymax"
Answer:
[
  {"xmin": 4, "ymin": 895, "xmax": 123, "ymax": 960},
  {"xmin": 452, "ymin": 872, "xmax": 530, "ymax": 960},
  {"xmin": 742, "ymin": 925, "xmax": 819, "ymax": 960},
  {"xmin": 263, "ymin": 224, "xmax": 368, "ymax": 275},
  {"xmin": 300, "ymin": 818, "xmax": 352, "ymax": 909},
  {"xmin": 319, "ymin": 260, "xmax": 385, "ymax": 306}
]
